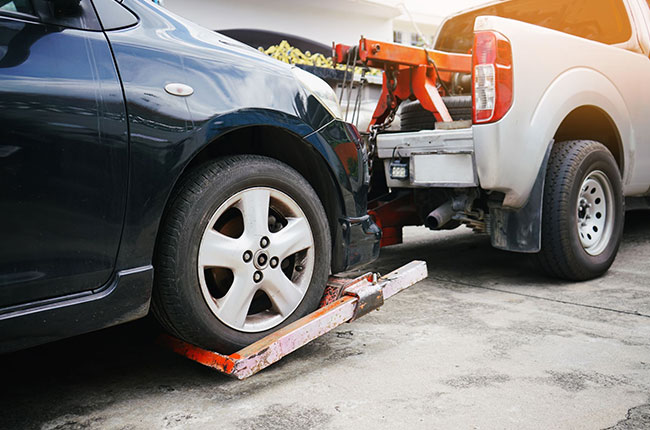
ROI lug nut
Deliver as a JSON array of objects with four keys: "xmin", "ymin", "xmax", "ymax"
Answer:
[
  {"xmin": 260, "ymin": 236, "xmax": 270, "ymax": 248},
  {"xmin": 270, "ymin": 257, "xmax": 279, "ymax": 268},
  {"xmin": 295, "ymin": 265, "xmax": 304, "ymax": 272},
  {"xmin": 243, "ymin": 250, "xmax": 253, "ymax": 263},
  {"xmin": 257, "ymin": 253, "xmax": 268, "ymax": 267},
  {"xmin": 253, "ymin": 271, "xmax": 263, "ymax": 283}
]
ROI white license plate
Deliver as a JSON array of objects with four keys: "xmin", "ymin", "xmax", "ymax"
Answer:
[{"xmin": 410, "ymin": 153, "xmax": 477, "ymax": 186}]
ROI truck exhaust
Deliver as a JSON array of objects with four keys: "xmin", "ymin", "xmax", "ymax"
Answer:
[{"xmin": 425, "ymin": 200, "xmax": 454, "ymax": 229}]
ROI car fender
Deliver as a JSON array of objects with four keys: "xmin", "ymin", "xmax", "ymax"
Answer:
[
  {"xmin": 489, "ymin": 69, "xmax": 631, "ymax": 253},
  {"xmin": 118, "ymin": 108, "xmax": 350, "ymax": 269},
  {"xmin": 188, "ymin": 108, "xmax": 354, "ymax": 194},
  {"xmin": 529, "ymin": 67, "xmax": 632, "ymax": 182}
]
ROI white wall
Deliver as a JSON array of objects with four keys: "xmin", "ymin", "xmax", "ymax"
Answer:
[{"xmin": 164, "ymin": 0, "xmax": 397, "ymax": 46}]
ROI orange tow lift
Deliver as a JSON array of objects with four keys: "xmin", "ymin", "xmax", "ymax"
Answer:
[
  {"xmin": 334, "ymin": 37, "xmax": 471, "ymax": 127},
  {"xmin": 161, "ymin": 261, "xmax": 427, "ymax": 379}
]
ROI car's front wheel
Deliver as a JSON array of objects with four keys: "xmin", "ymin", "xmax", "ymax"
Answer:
[
  {"xmin": 153, "ymin": 155, "xmax": 331, "ymax": 352},
  {"xmin": 537, "ymin": 140, "xmax": 624, "ymax": 280}
]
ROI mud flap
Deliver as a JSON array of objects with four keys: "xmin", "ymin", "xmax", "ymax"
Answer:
[{"xmin": 489, "ymin": 141, "xmax": 553, "ymax": 253}]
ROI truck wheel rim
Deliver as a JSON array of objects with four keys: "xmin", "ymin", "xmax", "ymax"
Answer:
[
  {"xmin": 576, "ymin": 170, "xmax": 614, "ymax": 256},
  {"xmin": 197, "ymin": 187, "xmax": 315, "ymax": 332}
]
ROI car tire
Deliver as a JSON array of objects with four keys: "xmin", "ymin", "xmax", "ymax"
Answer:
[
  {"xmin": 536, "ymin": 140, "xmax": 624, "ymax": 281},
  {"xmin": 399, "ymin": 96, "xmax": 472, "ymax": 131},
  {"xmin": 152, "ymin": 155, "xmax": 331, "ymax": 353}
]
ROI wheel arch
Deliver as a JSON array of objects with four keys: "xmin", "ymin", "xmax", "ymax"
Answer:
[
  {"xmin": 529, "ymin": 67, "xmax": 633, "ymax": 190},
  {"xmin": 553, "ymin": 105, "xmax": 624, "ymax": 174},
  {"xmin": 159, "ymin": 123, "xmax": 348, "ymax": 273}
]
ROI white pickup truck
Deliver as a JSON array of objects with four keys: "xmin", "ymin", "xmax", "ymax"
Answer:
[{"xmin": 372, "ymin": 0, "xmax": 650, "ymax": 280}]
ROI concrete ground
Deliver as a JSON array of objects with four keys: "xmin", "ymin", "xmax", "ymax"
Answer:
[{"xmin": 2, "ymin": 211, "xmax": 649, "ymax": 430}]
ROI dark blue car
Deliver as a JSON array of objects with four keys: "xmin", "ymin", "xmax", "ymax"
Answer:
[{"xmin": 0, "ymin": 0, "xmax": 380, "ymax": 353}]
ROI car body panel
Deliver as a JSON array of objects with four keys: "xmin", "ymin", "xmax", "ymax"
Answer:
[
  {"xmin": 0, "ymin": 266, "xmax": 153, "ymax": 353},
  {"xmin": 0, "ymin": 14, "xmax": 129, "ymax": 307}
]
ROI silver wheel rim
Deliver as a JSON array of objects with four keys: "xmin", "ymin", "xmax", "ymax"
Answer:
[
  {"xmin": 576, "ymin": 170, "xmax": 614, "ymax": 256},
  {"xmin": 197, "ymin": 187, "xmax": 315, "ymax": 332}
]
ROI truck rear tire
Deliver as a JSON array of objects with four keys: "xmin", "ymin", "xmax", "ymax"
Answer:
[
  {"xmin": 399, "ymin": 96, "xmax": 472, "ymax": 131},
  {"xmin": 536, "ymin": 140, "xmax": 624, "ymax": 280}
]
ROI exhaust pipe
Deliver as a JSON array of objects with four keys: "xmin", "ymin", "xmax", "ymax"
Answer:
[{"xmin": 426, "ymin": 200, "xmax": 454, "ymax": 230}]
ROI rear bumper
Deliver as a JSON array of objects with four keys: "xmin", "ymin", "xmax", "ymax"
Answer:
[{"xmin": 376, "ymin": 127, "xmax": 477, "ymax": 188}]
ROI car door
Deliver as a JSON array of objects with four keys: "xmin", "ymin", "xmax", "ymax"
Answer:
[{"xmin": 0, "ymin": 0, "xmax": 128, "ymax": 308}]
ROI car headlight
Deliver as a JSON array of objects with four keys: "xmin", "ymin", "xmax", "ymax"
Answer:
[{"xmin": 291, "ymin": 66, "xmax": 342, "ymax": 120}]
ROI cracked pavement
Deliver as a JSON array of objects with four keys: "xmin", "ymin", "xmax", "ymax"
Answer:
[{"xmin": 1, "ymin": 211, "xmax": 649, "ymax": 429}]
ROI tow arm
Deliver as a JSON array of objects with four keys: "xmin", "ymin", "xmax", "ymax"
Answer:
[{"xmin": 161, "ymin": 261, "xmax": 427, "ymax": 379}]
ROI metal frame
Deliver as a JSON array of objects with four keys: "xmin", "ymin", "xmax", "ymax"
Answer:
[
  {"xmin": 375, "ymin": 127, "xmax": 479, "ymax": 188},
  {"xmin": 160, "ymin": 261, "xmax": 428, "ymax": 380},
  {"xmin": 368, "ymin": 192, "xmax": 421, "ymax": 247},
  {"xmin": 334, "ymin": 38, "xmax": 471, "ymax": 129},
  {"xmin": 375, "ymin": 128, "xmax": 474, "ymax": 159}
]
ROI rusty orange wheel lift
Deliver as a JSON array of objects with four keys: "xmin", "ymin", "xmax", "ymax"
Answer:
[{"xmin": 160, "ymin": 261, "xmax": 427, "ymax": 379}]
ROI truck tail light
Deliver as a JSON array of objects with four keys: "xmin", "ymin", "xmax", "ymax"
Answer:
[{"xmin": 472, "ymin": 31, "xmax": 513, "ymax": 124}]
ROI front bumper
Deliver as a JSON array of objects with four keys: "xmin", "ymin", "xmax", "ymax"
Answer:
[
  {"xmin": 341, "ymin": 214, "xmax": 381, "ymax": 270},
  {"xmin": 308, "ymin": 119, "xmax": 381, "ymax": 271},
  {"xmin": 376, "ymin": 127, "xmax": 477, "ymax": 188}
]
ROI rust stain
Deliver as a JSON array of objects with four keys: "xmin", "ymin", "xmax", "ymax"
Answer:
[
  {"xmin": 320, "ymin": 274, "xmax": 372, "ymax": 307},
  {"xmin": 319, "ymin": 284, "xmax": 342, "ymax": 307},
  {"xmin": 309, "ymin": 296, "xmax": 356, "ymax": 318}
]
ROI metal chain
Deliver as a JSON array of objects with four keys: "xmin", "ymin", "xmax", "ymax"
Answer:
[
  {"xmin": 350, "ymin": 69, "xmax": 367, "ymax": 128},
  {"xmin": 369, "ymin": 104, "xmax": 397, "ymax": 140}
]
